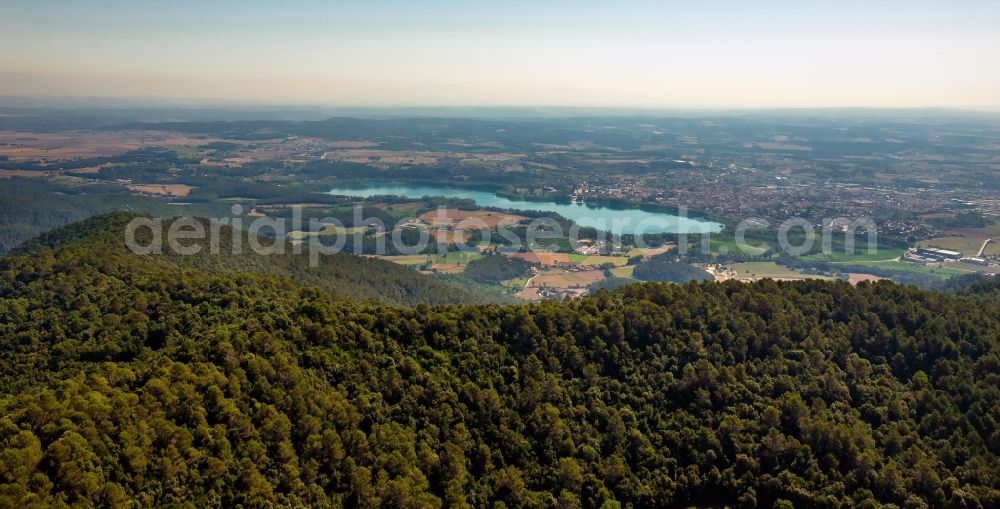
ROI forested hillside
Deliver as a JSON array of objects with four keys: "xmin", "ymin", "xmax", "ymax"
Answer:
[
  {"xmin": 0, "ymin": 218, "xmax": 998, "ymax": 507},
  {"xmin": 0, "ymin": 179, "xmax": 218, "ymax": 255},
  {"xmin": 11, "ymin": 212, "xmax": 506, "ymax": 307}
]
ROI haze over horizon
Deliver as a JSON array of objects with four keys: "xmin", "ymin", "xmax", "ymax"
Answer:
[{"xmin": 2, "ymin": 0, "xmax": 999, "ymax": 109}]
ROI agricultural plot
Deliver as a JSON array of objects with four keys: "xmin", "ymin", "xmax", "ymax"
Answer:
[
  {"xmin": 501, "ymin": 277, "xmax": 530, "ymax": 288},
  {"xmin": 579, "ymin": 255, "xmax": 629, "ymax": 267},
  {"xmin": 709, "ymin": 239, "xmax": 771, "ymax": 256},
  {"xmin": 375, "ymin": 252, "xmax": 482, "ymax": 272},
  {"xmin": 610, "ymin": 266, "xmax": 635, "ymax": 278},
  {"xmin": 0, "ymin": 130, "xmax": 221, "ymax": 161},
  {"xmin": 942, "ymin": 261, "xmax": 998, "ymax": 273},
  {"xmin": 428, "ymin": 263, "xmax": 465, "ymax": 274},
  {"xmin": 318, "ymin": 225, "xmax": 369, "ymax": 235},
  {"xmin": 529, "ymin": 269, "xmax": 605, "ymax": 288},
  {"xmin": 373, "ymin": 202, "xmax": 427, "ymax": 218},
  {"xmin": 418, "ymin": 208, "xmax": 526, "ymax": 228},
  {"xmin": 127, "ymin": 184, "xmax": 194, "ymax": 197},
  {"xmin": 508, "ymin": 252, "xmax": 571, "ymax": 265},
  {"xmin": 626, "ymin": 244, "xmax": 675, "ymax": 258},
  {"xmin": 802, "ymin": 248, "xmax": 906, "ymax": 263},
  {"xmin": 917, "ymin": 237, "xmax": 999, "ymax": 257},
  {"xmin": 286, "ymin": 225, "xmax": 368, "ymax": 241},
  {"xmin": 730, "ymin": 262, "xmax": 834, "ymax": 281},
  {"xmin": 0, "ymin": 169, "xmax": 47, "ymax": 178},
  {"xmin": 849, "ymin": 260, "xmax": 969, "ymax": 278},
  {"xmin": 515, "ymin": 287, "xmax": 542, "ymax": 301},
  {"xmin": 848, "ymin": 273, "xmax": 887, "ymax": 285},
  {"xmin": 439, "ymin": 251, "xmax": 484, "ymax": 264},
  {"xmin": 323, "ymin": 149, "xmax": 440, "ymax": 165},
  {"xmin": 376, "ymin": 255, "xmax": 434, "ymax": 266},
  {"xmin": 939, "ymin": 220, "xmax": 1000, "ymax": 239}
]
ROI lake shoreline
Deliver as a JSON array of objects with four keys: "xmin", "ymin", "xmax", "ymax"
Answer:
[{"xmin": 328, "ymin": 183, "xmax": 722, "ymax": 235}]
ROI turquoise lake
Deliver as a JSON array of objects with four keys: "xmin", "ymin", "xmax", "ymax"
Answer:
[{"xmin": 328, "ymin": 184, "xmax": 722, "ymax": 235}]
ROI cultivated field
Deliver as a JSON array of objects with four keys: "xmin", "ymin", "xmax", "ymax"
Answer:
[
  {"xmin": 849, "ymin": 260, "xmax": 969, "ymax": 278},
  {"xmin": 0, "ymin": 130, "xmax": 222, "ymax": 161},
  {"xmin": 377, "ymin": 255, "xmax": 433, "ymax": 266},
  {"xmin": 128, "ymin": 184, "xmax": 193, "ymax": 197},
  {"xmin": 429, "ymin": 263, "xmax": 465, "ymax": 274},
  {"xmin": 508, "ymin": 252, "xmax": 571, "ymax": 265},
  {"xmin": 610, "ymin": 266, "xmax": 635, "ymax": 278},
  {"xmin": 579, "ymin": 255, "xmax": 629, "ymax": 266},
  {"xmin": 730, "ymin": 262, "xmax": 834, "ymax": 281},
  {"xmin": 941, "ymin": 261, "xmax": 999, "ymax": 274},
  {"xmin": 917, "ymin": 237, "xmax": 999, "ymax": 257},
  {"xmin": 939, "ymin": 220, "xmax": 1000, "ymax": 239},
  {"xmin": 848, "ymin": 273, "xmax": 887, "ymax": 285},
  {"xmin": 515, "ymin": 287, "xmax": 541, "ymax": 301},
  {"xmin": 418, "ymin": 208, "xmax": 525, "ymax": 228},
  {"xmin": 804, "ymin": 248, "xmax": 906, "ymax": 263},
  {"xmin": 626, "ymin": 244, "xmax": 676, "ymax": 258},
  {"xmin": 529, "ymin": 269, "xmax": 605, "ymax": 288},
  {"xmin": 429, "ymin": 228, "xmax": 472, "ymax": 245},
  {"xmin": 374, "ymin": 202, "xmax": 425, "ymax": 212},
  {"xmin": 322, "ymin": 149, "xmax": 439, "ymax": 165},
  {"xmin": 0, "ymin": 169, "xmax": 46, "ymax": 178}
]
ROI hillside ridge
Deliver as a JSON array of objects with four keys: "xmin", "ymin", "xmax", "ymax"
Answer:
[{"xmin": 0, "ymin": 226, "xmax": 998, "ymax": 506}]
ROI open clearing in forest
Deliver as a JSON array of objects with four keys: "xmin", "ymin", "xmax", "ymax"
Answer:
[
  {"xmin": 529, "ymin": 269, "xmax": 605, "ymax": 288},
  {"xmin": 730, "ymin": 262, "xmax": 834, "ymax": 281},
  {"xmin": 127, "ymin": 184, "xmax": 193, "ymax": 197},
  {"xmin": 418, "ymin": 208, "xmax": 525, "ymax": 228},
  {"xmin": 508, "ymin": 252, "xmax": 571, "ymax": 265}
]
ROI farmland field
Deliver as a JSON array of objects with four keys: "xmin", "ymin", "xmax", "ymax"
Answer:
[
  {"xmin": 848, "ymin": 273, "xmax": 887, "ymax": 284},
  {"xmin": 941, "ymin": 261, "xmax": 997, "ymax": 273},
  {"xmin": 501, "ymin": 277, "xmax": 529, "ymax": 288},
  {"xmin": 429, "ymin": 263, "xmax": 465, "ymax": 274},
  {"xmin": 610, "ymin": 265, "xmax": 635, "ymax": 278},
  {"xmin": 710, "ymin": 238, "xmax": 771, "ymax": 256},
  {"xmin": 418, "ymin": 208, "xmax": 526, "ymax": 228},
  {"xmin": 626, "ymin": 245, "xmax": 675, "ymax": 258},
  {"xmin": 580, "ymin": 255, "xmax": 630, "ymax": 266},
  {"xmin": 938, "ymin": 220, "xmax": 1000, "ymax": 238},
  {"xmin": 529, "ymin": 269, "xmax": 605, "ymax": 288},
  {"xmin": 730, "ymin": 262, "xmax": 834, "ymax": 280},
  {"xmin": 377, "ymin": 255, "xmax": 433, "ymax": 266},
  {"xmin": 803, "ymin": 248, "xmax": 906, "ymax": 263},
  {"xmin": 917, "ymin": 237, "xmax": 999, "ymax": 257},
  {"xmin": 439, "ymin": 251, "xmax": 483, "ymax": 264},
  {"xmin": 318, "ymin": 225, "xmax": 369, "ymax": 235},
  {"xmin": 508, "ymin": 252, "xmax": 571, "ymax": 265},
  {"xmin": 848, "ymin": 260, "xmax": 970, "ymax": 278},
  {"xmin": 127, "ymin": 184, "xmax": 194, "ymax": 197},
  {"xmin": 0, "ymin": 169, "xmax": 47, "ymax": 178}
]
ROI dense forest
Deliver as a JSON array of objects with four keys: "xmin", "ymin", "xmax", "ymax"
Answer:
[
  {"xmin": 463, "ymin": 254, "xmax": 536, "ymax": 284},
  {"xmin": 10, "ymin": 213, "xmax": 505, "ymax": 308},
  {"xmin": 632, "ymin": 255, "xmax": 714, "ymax": 284},
  {"xmin": 0, "ymin": 178, "xmax": 228, "ymax": 255},
  {"xmin": 0, "ymin": 216, "xmax": 998, "ymax": 507}
]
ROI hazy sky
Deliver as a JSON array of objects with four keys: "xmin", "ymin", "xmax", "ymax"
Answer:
[{"xmin": 2, "ymin": 0, "xmax": 998, "ymax": 108}]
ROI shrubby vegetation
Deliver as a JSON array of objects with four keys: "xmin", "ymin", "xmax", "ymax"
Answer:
[
  {"xmin": 587, "ymin": 276, "xmax": 634, "ymax": 294},
  {"xmin": 632, "ymin": 254, "xmax": 714, "ymax": 283},
  {"xmin": 0, "ymin": 216, "xmax": 998, "ymax": 507},
  {"xmin": 925, "ymin": 212, "xmax": 991, "ymax": 229},
  {"xmin": 463, "ymin": 253, "xmax": 535, "ymax": 284}
]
